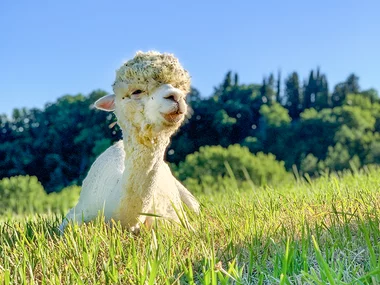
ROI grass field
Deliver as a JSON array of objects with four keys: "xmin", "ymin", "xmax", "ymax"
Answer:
[{"xmin": 1, "ymin": 168, "xmax": 380, "ymax": 284}]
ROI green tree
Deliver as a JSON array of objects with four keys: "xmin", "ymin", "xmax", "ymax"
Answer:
[
  {"xmin": 222, "ymin": 71, "xmax": 232, "ymax": 90},
  {"xmin": 300, "ymin": 153, "xmax": 319, "ymax": 175},
  {"xmin": 1, "ymin": 69, "xmax": 379, "ymax": 192},
  {"xmin": 276, "ymin": 70, "xmax": 282, "ymax": 104},
  {"xmin": 259, "ymin": 102, "xmax": 291, "ymax": 128},
  {"xmin": 346, "ymin": 73, "xmax": 360, "ymax": 94},
  {"xmin": 303, "ymin": 68, "xmax": 330, "ymax": 110},
  {"xmin": 267, "ymin": 73, "xmax": 276, "ymax": 103},
  {"xmin": 303, "ymin": 70, "xmax": 316, "ymax": 109},
  {"xmin": 0, "ymin": 90, "xmax": 120, "ymax": 192},
  {"xmin": 285, "ymin": 72, "xmax": 302, "ymax": 119},
  {"xmin": 260, "ymin": 77, "xmax": 268, "ymax": 104},
  {"xmin": 320, "ymin": 143, "xmax": 361, "ymax": 171},
  {"xmin": 332, "ymin": 73, "xmax": 360, "ymax": 107},
  {"xmin": 314, "ymin": 74, "xmax": 330, "ymax": 109},
  {"xmin": 360, "ymin": 88, "xmax": 379, "ymax": 103}
]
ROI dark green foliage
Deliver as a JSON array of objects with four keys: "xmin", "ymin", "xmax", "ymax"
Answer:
[
  {"xmin": 303, "ymin": 70, "xmax": 315, "ymax": 110},
  {"xmin": 285, "ymin": 72, "xmax": 302, "ymax": 119},
  {"xmin": 168, "ymin": 78, "xmax": 261, "ymax": 163},
  {"xmin": 0, "ymin": 90, "xmax": 120, "ymax": 192},
  {"xmin": 276, "ymin": 70, "xmax": 282, "ymax": 104},
  {"xmin": 260, "ymin": 74, "xmax": 276, "ymax": 105},
  {"xmin": 303, "ymin": 68, "xmax": 330, "ymax": 110},
  {"xmin": 1, "ymin": 69, "xmax": 379, "ymax": 192},
  {"xmin": 331, "ymin": 73, "xmax": 361, "ymax": 107}
]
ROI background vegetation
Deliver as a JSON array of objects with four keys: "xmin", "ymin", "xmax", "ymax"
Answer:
[
  {"xmin": 1, "ymin": 69, "xmax": 379, "ymax": 193},
  {"xmin": 0, "ymin": 175, "xmax": 79, "ymax": 216}
]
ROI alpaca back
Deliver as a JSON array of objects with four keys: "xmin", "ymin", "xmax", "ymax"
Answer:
[{"xmin": 76, "ymin": 141, "xmax": 125, "ymax": 220}]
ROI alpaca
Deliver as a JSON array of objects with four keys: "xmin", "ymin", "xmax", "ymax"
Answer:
[{"xmin": 59, "ymin": 51, "xmax": 200, "ymax": 233}]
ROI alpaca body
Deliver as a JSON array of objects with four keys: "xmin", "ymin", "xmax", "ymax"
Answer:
[
  {"xmin": 60, "ymin": 51, "xmax": 199, "ymax": 233},
  {"xmin": 59, "ymin": 140, "xmax": 197, "ymax": 232}
]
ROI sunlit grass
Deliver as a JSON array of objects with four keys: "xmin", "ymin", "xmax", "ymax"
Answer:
[{"xmin": 1, "ymin": 167, "xmax": 380, "ymax": 284}]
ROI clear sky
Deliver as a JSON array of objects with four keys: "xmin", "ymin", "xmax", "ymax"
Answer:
[{"xmin": 1, "ymin": 0, "xmax": 379, "ymax": 116}]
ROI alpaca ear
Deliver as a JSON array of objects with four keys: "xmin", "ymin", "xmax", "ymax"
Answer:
[{"xmin": 95, "ymin": 94, "xmax": 115, "ymax": 111}]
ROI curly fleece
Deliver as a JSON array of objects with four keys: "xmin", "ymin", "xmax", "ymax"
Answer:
[{"xmin": 113, "ymin": 51, "xmax": 191, "ymax": 94}]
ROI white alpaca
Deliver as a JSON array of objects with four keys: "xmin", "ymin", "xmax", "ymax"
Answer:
[{"xmin": 59, "ymin": 51, "xmax": 200, "ymax": 233}]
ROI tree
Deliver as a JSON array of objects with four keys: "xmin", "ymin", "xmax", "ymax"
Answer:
[
  {"xmin": 332, "ymin": 82, "xmax": 348, "ymax": 107},
  {"xmin": 346, "ymin": 73, "xmax": 360, "ymax": 94},
  {"xmin": 1, "ymin": 68, "xmax": 379, "ymax": 192},
  {"xmin": 303, "ymin": 70, "xmax": 316, "ymax": 109},
  {"xmin": 234, "ymin": 73, "xmax": 239, "ymax": 86},
  {"xmin": 300, "ymin": 153, "xmax": 319, "ymax": 175},
  {"xmin": 187, "ymin": 87, "xmax": 202, "ymax": 103},
  {"xmin": 258, "ymin": 103, "xmax": 293, "ymax": 164},
  {"xmin": 276, "ymin": 70, "xmax": 282, "ymax": 104},
  {"xmin": 222, "ymin": 71, "xmax": 232, "ymax": 90},
  {"xmin": 0, "ymin": 90, "xmax": 120, "ymax": 192},
  {"xmin": 285, "ymin": 72, "xmax": 302, "ymax": 119},
  {"xmin": 259, "ymin": 74, "xmax": 276, "ymax": 105},
  {"xmin": 315, "ymin": 74, "xmax": 330, "ymax": 109},
  {"xmin": 361, "ymin": 88, "xmax": 379, "ymax": 103},
  {"xmin": 259, "ymin": 102, "xmax": 291, "ymax": 128},
  {"xmin": 320, "ymin": 143, "xmax": 360, "ymax": 171},
  {"xmin": 332, "ymin": 73, "xmax": 360, "ymax": 107},
  {"xmin": 267, "ymin": 73, "xmax": 276, "ymax": 104},
  {"xmin": 260, "ymin": 78, "xmax": 268, "ymax": 104},
  {"xmin": 304, "ymin": 68, "xmax": 330, "ymax": 110}
]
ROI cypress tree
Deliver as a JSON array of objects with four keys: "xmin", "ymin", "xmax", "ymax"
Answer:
[
  {"xmin": 346, "ymin": 73, "xmax": 360, "ymax": 94},
  {"xmin": 276, "ymin": 70, "xmax": 281, "ymax": 104},
  {"xmin": 267, "ymin": 73, "xmax": 276, "ymax": 104},
  {"xmin": 285, "ymin": 72, "xmax": 302, "ymax": 119},
  {"xmin": 304, "ymin": 70, "xmax": 315, "ymax": 110},
  {"xmin": 315, "ymin": 74, "xmax": 330, "ymax": 109},
  {"xmin": 222, "ymin": 71, "xmax": 232, "ymax": 90},
  {"xmin": 234, "ymin": 73, "xmax": 239, "ymax": 87},
  {"xmin": 260, "ymin": 78, "xmax": 268, "ymax": 104}
]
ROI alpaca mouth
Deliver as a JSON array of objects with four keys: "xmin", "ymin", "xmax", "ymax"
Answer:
[{"xmin": 161, "ymin": 111, "xmax": 184, "ymax": 124}]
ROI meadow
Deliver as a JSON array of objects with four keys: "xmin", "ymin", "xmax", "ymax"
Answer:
[{"xmin": 0, "ymin": 167, "xmax": 380, "ymax": 284}]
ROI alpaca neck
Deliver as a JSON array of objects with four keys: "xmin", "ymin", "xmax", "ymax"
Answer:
[
  {"xmin": 121, "ymin": 124, "xmax": 172, "ymax": 195},
  {"xmin": 116, "ymin": 124, "xmax": 175, "ymax": 228}
]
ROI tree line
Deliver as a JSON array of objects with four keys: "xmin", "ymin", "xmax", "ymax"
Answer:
[{"xmin": 0, "ymin": 69, "xmax": 379, "ymax": 192}]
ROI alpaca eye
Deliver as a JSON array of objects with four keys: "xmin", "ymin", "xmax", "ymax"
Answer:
[{"xmin": 132, "ymin": 90, "xmax": 143, "ymax": 95}]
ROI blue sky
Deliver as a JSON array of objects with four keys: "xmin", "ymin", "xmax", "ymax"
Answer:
[{"xmin": 1, "ymin": 0, "xmax": 379, "ymax": 116}]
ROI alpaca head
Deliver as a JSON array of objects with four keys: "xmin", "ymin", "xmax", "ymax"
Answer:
[{"xmin": 95, "ymin": 51, "xmax": 191, "ymax": 140}]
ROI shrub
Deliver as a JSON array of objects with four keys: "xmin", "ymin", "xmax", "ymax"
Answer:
[
  {"xmin": 174, "ymin": 144, "xmax": 291, "ymax": 193},
  {"xmin": 46, "ymin": 185, "xmax": 81, "ymax": 214},
  {"xmin": 0, "ymin": 175, "xmax": 80, "ymax": 215},
  {"xmin": 0, "ymin": 175, "xmax": 46, "ymax": 215}
]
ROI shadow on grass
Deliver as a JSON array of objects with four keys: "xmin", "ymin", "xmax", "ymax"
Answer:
[{"xmin": 172, "ymin": 207, "xmax": 380, "ymax": 284}]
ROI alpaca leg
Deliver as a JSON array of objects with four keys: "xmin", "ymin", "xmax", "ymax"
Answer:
[
  {"xmin": 58, "ymin": 207, "xmax": 83, "ymax": 234},
  {"xmin": 58, "ymin": 205, "xmax": 96, "ymax": 234},
  {"xmin": 144, "ymin": 216, "xmax": 155, "ymax": 229},
  {"xmin": 174, "ymin": 179, "xmax": 200, "ymax": 214},
  {"xmin": 129, "ymin": 215, "xmax": 148, "ymax": 234}
]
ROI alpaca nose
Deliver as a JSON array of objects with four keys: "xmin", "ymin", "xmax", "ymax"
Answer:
[{"xmin": 164, "ymin": 92, "xmax": 181, "ymax": 102}]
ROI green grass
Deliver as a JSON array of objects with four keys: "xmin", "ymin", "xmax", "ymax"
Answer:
[{"xmin": 1, "ymin": 168, "xmax": 380, "ymax": 284}]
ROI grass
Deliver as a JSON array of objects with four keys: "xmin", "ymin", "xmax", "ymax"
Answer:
[{"xmin": 1, "ymin": 167, "xmax": 380, "ymax": 284}]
